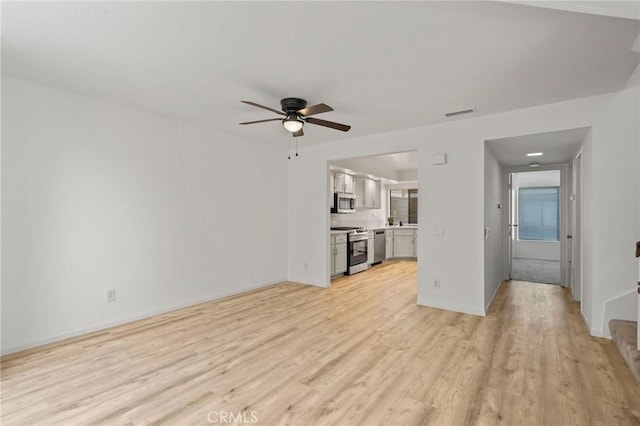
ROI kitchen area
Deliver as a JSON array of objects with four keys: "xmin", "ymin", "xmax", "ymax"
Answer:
[{"xmin": 329, "ymin": 151, "xmax": 419, "ymax": 280}]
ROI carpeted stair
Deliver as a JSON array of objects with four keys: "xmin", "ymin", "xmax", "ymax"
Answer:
[{"xmin": 609, "ymin": 319, "xmax": 640, "ymax": 382}]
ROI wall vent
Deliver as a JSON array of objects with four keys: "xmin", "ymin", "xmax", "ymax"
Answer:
[{"xmin": 444, "ymin": 108, "xmax": 475, "ymax": 118}]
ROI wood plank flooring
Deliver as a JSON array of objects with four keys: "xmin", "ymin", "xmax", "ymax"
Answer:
[{"xmin": 2, "ymin": 261, "xmax": 639, "ymax": 425}]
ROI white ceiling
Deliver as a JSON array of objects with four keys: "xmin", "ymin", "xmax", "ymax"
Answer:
[
  {"xmin": 486, "ymin": 127, "xmax": 589, "ymax": 166},
  {"xmin": 2, "ymin": 2, "xmax": 638, "ymax": 146},
  {"xmin": 505, "ymin": 1, "xmax": 640, "ymax": 20},
  {"xmin": 331, "ymin": 151, "xmax": 418, "ymax": 181}
]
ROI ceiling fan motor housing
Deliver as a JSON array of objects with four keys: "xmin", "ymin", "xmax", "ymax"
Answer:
[{"xmin": 280, "ymin": 97, "xmax": 307, "ymax": 113}]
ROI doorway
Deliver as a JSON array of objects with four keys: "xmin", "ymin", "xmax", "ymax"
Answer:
[
  {"xmin": 508, "ymin": 169, "xmax": 563, "ymax": 284},
  {"xmin": 327, "ymin": 150, "xmax": 419, "ymax": 286},
  {"xmin": 570, "ymin": 151, "xmax": 583, "ymax": 300}
]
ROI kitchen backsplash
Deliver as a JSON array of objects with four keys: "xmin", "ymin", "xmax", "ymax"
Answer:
[{"xmin": 331, "ymin": 210, "xmax": 387, "ymax": 229}]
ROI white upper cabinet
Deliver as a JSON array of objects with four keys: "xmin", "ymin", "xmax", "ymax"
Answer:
[
  {"xmin": 334, "ymin": 173, "xmax": 344, "ymax": 193},
  {"xmin": 343, "ymin": 174, "xmax": 354, "ymax": 194},
  {"xmin": 351, "ymin": 177, "xmax": 381, "ymax": 210},
  {"xmin": 334, "ymin": 173, "xmax": 354, "ymax": 194},
  {"xmin": 354, "ymin": 177, "xmax": 365, "ymax": 209},
  {"xmin": 363, "ymin": 178, "xmax": 381, "ymax": 209},
  {"xmin": 330, "ymin": 173, "xmax": 335, "ymax": 209}
]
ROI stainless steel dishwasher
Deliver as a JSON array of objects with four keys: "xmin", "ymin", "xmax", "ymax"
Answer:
[{"xmin": 373, "ymin": 230, "xmax": 385, "ymax": 265}]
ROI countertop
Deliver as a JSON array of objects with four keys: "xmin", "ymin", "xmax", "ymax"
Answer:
[
  {"xmin": 374, "ymin": 225, "xmax": 418, "ymax": 230},
  {"xmin": 330, "ymin": 226, "xmax": 417, "ymax": 235}
]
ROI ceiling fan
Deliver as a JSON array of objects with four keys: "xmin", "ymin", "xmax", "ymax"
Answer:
[{"xmin": 239, "ymin": 97, "xmax": 351, "ymax": 137}]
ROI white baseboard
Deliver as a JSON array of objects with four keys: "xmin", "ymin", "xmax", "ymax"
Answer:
[
  {"xmin": 1, "ymin": 278, "xmax": 285, "ymax": 356},
  {"xmin": 417, "ymin": 295, "xmax": 485, "ymax": 317},
  {"xmin": 484, "ymin": 280, "xmax": 505, "ymax": 314},
  {"xmin": 293, "ymin": 279, "xmax": 329, "ymax": 288},
  {"xmin": 579, "ymin": 310, "xmax": 604, "ymax": 338},
  {"xmin": 512, "ymin": 256, "xmax": 561, "ymax": 261}
]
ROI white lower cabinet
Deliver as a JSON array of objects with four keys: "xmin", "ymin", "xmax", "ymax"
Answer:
[
  {"xmin": 393, "ymin": 229, "xmax": 415, "ymax": 258},
  {"xmin": 367, "ymin": 231, "xmax": 374, "ymax": 265},
  {"xmin": 385, "ymin": 228, "xmax": 417, "ymax": 259},
  {"xmin": 385, "ymin": 230, "xmax": 394, "ymax": 259},
  {"xmin": 331, "ymin": 234, "xmax": 348, "ymax": 276}
]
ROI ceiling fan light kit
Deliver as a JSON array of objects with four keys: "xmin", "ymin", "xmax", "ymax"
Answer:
[
  {"xmin": 239, "ymin": 97, "xmax": 351, "ymax": 138},
  {"xmin": 283, "ymin": 114, "xmax": 303, "ymax": 133}
]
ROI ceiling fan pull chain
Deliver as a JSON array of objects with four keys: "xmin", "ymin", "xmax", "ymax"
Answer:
[
  {"xmin": 295, "ymin": 139, "xmax": 299, "ymax": 157},
  {"xmin": 288, "ymin": 139, "xmax": 291, "ymax": 160}
]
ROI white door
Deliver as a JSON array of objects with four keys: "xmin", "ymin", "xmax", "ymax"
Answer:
[{"xmin": 507, "ymin": 173, "xmax": 514, "ymax": 279}]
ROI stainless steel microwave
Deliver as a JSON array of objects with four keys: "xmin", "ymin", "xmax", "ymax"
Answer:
[{"xmin": 332, "ymin": 193, "xmax": 356, "ymax": 214}]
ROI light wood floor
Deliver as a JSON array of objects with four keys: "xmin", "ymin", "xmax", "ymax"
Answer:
[{"xmin": 2, "ymin": 261, "xmax": 639, "ymax": 425}]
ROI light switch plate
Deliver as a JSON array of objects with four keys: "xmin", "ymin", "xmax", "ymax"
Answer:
[{"xmin": 434, "ymin": 226, "xmax": 444, "ymax": 237}]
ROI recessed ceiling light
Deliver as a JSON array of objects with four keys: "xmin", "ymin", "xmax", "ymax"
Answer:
[
  {"xmin": 529, "ymin": 162, "xmax": 540, "ymax": 168},
  {"xmin": 526, "ymin": 152, "xmax": 543, "ymax": 157}
]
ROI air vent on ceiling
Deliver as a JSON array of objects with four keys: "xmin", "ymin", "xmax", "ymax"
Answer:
[{"xmin": 445, "ymin": 108, "xmax": 475, "ymax": 118}]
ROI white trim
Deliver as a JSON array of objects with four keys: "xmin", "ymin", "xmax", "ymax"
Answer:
[
  {"xmin": 598, "ymin": 288, "xmax": 637, "ymax": 340},
  {"xmin": 485, "ymin": 280, "xmax": 505, "ymax": 313},
  {"xmin": 298, "ymin": 280, "xmax": 330, "ymax": 289},
  {"xmin": 512, "ymin": 255, "xmax": 561, "ymax": 261},
  {"xmin": 417, "ymin": 295, "xmax": 485, "ymax": 317},
  {"xmin": 591, "ymin": 327, "xmax": 605, "ymax": 338},
  {"xmin": 580, "ymin": 309, "xmax": 603, "ymax": 337},
  {"xmin": 1, "ymin": 278, "xmax": 285, "ymax": 356}
]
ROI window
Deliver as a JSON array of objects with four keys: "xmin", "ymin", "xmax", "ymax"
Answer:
[
  {"xmin": 518, "ymin": 187, "xmax": 559, "ymax": 241},
  {"xmin": 389, "ymin": 189, "xmax": 418, "ymax": 224}
]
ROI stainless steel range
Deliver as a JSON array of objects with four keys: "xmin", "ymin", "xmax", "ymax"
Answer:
[{"xmin": 330, "ymin": 227, "xmax": 369, "ymax": 275}]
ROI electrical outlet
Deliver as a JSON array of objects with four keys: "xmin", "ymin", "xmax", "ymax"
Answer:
[
  {"xmin": 106, "ymin": 289, "xmax": 116, "ymax": 303},
  {"xmin": 433, "ymin": 279, "xmax": 440, "ymax": 289}
]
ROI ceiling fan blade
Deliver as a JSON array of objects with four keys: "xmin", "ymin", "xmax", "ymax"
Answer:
[
  {"xmin": 297, "ymin": 103, "xmax": 333, "ymax": 117},
  {"xmin": 239, "ymin": 118, "xmax": 282, "ymax": 125},
  {"xmin": 292, "ymin": 128, "xmax": 304, "ymax": 137},
  {"xmin": 241, "ymin": 100, "xmax": 285, "ymax": 116},
  {"xmin": 305, "ymin": 117, "xmax": 351, "ymax": 132}
]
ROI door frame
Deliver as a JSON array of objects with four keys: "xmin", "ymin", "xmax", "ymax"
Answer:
[
  {"xmin": 502, "ymin": 163, "xmax": 571, "ymax": 286},
  {"xmin": 570, "ymin": 151, "xmax": 583, "ymax": 301}
]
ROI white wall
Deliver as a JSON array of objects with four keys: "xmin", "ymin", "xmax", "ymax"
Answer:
[
  {"xmin": 587, "ymin": 80, "xmax": 640, "ymax": 337},
  {"xmin": 513, "ymin": 170, "xmax": 559, "ymax": 187},
  {"xmin": 288, "ymin": 92, "xmax": 610, "ymax": 316},
  {"xmin": 512, "ymin": 170, "xmax": 561, "ymax": 261},
  {"xmin": 1, "ymin": 76, "xmax": 288, "ymax": 354},
  {"xmin": 581, "ymin": 129, "xmax": 594, "ymax": 330},
  {"xmin": 484, "ymin": 145, "xmax": 504, "ymax": 311},
  {"xmin": 513, "ymin": 242, "xmax": 561, "ymax": 260}
]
